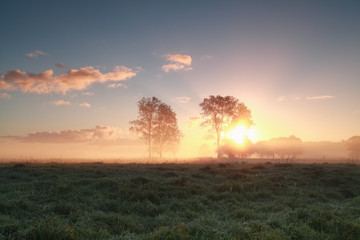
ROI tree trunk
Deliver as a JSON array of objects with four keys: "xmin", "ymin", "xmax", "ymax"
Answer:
[
  {"xmin": 216, "ymin": 130, "xmax": 220, "ymax": 159},
  {"xmin": 148, "ymin": 137, "xmax": 151, "ymax": 160}
]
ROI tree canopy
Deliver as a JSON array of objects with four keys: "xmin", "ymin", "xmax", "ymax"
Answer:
[
  {"xmin": 129, "ymin": 97, "xmax": 182, "ymax": 159},
  {"xmin": 199, "ymin": 95, "xmax": 253, "ymax": 158}
]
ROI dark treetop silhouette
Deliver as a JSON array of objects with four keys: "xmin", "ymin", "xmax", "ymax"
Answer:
[
  {"xmin": 199, "ymin": 95, "xmax": 253, "ymax": 158},
  {"xmin": 130, "ymin": 97, "xmax": 182, "ymax": 160}
]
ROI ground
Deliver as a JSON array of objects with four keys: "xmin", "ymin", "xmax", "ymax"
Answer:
[{"xmin": 0, "ymin": 161, "xmax": 360, "ymax": 239}]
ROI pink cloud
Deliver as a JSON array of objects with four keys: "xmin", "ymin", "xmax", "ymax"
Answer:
[
  {"xmin": 162, "ymin": 53, "xmax": 193, "ymax": 73},
  {"xmin": 51, "ymin": 100, "xmax": 71, "ymax": 106},
  {"xmin": 162, "ymin": 63, "xmax": 185, "ymax": 73},
  {"xmin": 164, "ymin": 54, "xmax": 192, "ymax": 65},
  {"xmin": 0, "ymin": 66, "xmax": 137, "ymax": 94},
  {"xmin": 306, "ymin": 95, "xmax": 335, "ymax": 100},
  {"xmin": 0, "ymin": 80, "xmax": 14, "ymax": 90},
  {"xmin": 25, "ymin": 50, "xmax": 48, "ymax": 58},
  {"xmin": 0, "ymin": 93, "xmax": 11, "ymax": 99},
  {"xmin": 12, "ymin": 70, "xmax": 54, "ymax": 94},
  {"xmin": 79, "ymin": 102, "xmax": 91, "ymax": 107}
]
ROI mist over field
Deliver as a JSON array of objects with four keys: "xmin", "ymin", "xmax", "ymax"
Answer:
[{"xmin": 0, "ymin": 136, "xmax": 356, "ymax": 164}]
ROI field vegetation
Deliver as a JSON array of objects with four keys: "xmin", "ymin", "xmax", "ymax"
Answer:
[{"xmin": 0, "ymin": 161, "xmax": 360, "ymax": 239}]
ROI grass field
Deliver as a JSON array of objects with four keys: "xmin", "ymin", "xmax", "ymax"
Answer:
[{"xmin": 0, "ymin": 161, "xmax": 360, "ymax": 239}]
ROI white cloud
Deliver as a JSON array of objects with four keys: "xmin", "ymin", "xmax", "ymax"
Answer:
[
  {"xmin": 107, "ymin": 83, "xmax": 126, "ymax": 88},
  {"xmin": 79, "ymin": 102, "xmax": 91, "ymax": 107},
  {"xmin": 82, "ymin": 91, "xmax": 94, "ymax": 96},
  {"xmin": 25, "ymin": 50, "xmax": 48, "ymax": 58},
  {"xmin": 173, "ymin": 96, "xmax": 191, "ymax": 103},
  {"xmin": 0, "ymin": 92, "xmax": 11, "ymax": 99},
  {"xmin": 51, "ymin": 100, "xmax": 71, "ymax": 106},
  {"xmin": 306, "ymin": 96, "xmax": 335, "ymax": 100},
  {"xmin": 277, "ymin": 96, "xmax": 301, "ymax": 102}
]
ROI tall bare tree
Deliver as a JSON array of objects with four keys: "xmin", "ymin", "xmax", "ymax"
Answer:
[
  {"xmin": 199, "ymin": 95, "xmax": 252, "ymax": 158},
  {"xmin": 130, "ymin": 97, "xmax": 182, "ymax": 160}
]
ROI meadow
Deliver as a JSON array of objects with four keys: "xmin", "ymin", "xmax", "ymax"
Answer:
[{"xmin": 0, "ymin": 161, "xmax": 360, "ymax": 239}]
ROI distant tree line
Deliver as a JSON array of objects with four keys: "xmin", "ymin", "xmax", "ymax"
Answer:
[
  {"xmin": 346, "ymin": 136, "xmax": 360, "ymax": 161},
  {"xmin": 220, "ymin": 135, "xmax": 303, "ymax": 160}
]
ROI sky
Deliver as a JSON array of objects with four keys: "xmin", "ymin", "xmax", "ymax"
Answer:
[{"xmin": 0, "ymin": 0, "xmax": 359, "ymax": 159}]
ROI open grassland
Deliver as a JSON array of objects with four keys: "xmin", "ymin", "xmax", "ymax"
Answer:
[{"xmin": 0, "ymin": 161, "xmax": 360, "ymax": 239}]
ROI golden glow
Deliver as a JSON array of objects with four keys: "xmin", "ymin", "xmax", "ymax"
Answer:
[{"xmin": 224, "ymin": 125, "xmax": 258, "ymax": 144}]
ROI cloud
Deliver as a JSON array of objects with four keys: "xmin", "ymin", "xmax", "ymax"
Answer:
[
  {"xmin": 56, "ymin": 63, "xmax": 68, "ymax": 68},
  {"xmin": 2, "ymin": 69, "xmax": 54, "ymax": 94},
  {"xmin": 54, "ymin": 66, "xmax": 135, "ymax": 94},
  {"xmin": 277, "ymin": 96, "xmax": 301, "ymax": 102},
  {"xmin": 164, "ymin": 54, "xmax": 192, "ymax": 65},
  {"xmin": 0, "ymin": 79, "xmax": 14, "ymax": 90},
  {"xmin": 162, "ymin": 63, "xmax": 185, "ymax": 73},
  {"xmin": 25, "ymin": 50, "xmax": 48, "ymax": 58},
  {"xmin": 82, "ymin": 91, "xmax": 94, "ymax": 96},
  {"xmin": 162, "ymin": 53, "xmax": 193, "ymax": 73},
  {"xmin": 306, "ymin": 96, "xmax": 335, "ymax": 100},
  {"xmin": 51, "ymin": 100, "xmax": 71, "ymax": 106},
  {"xmin": 107, "ymin": 83, "xmax": 126, "ymax": 88},
  {"xmin": 18, "ymin": 125, "xmax": 129, "ymax": 144},
  {"xmin": 134, "ymin": 66, "xmax": 143, "ymax": 72},
  {"xmin": 0, "ymin": 93, "xmax": 11, "ymax": 99},
  {"xmin": 173, "ymin": 96, "xmax": 191, "ymax": 103},
  {"xmin": 79, "ymin": 102, "xmax": 91, "ymax": 107},
  {"xmin": 277, "ymin": 96, "xmax": 285, "ymax": 102},
  {"xmin": 0, "ymin": 66, "xmax": 137, "ymax": 94},
  {"xmin": 200, "ymin": 55, "xmax": 213, "ymax": 61}
]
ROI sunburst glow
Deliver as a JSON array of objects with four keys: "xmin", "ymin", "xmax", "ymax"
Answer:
[{"xmin": 224, "ymin": 125, "xmax": 258, "ymax": 144}]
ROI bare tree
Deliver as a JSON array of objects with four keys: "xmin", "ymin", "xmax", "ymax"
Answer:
[
  {"xmin": 130, "ymin": 97, "xmax": 182, "ymax": 160},
  {"xmin": 199, "ymin": 95, "xmax": 252, "ymax": 158}
]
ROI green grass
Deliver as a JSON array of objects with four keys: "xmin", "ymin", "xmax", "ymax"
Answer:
[{"xmin": 0, "ymin": 161, "xmax": 360, "ymax": 239}]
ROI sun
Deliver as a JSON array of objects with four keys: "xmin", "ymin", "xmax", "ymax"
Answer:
[{"xmin": 223, "ymin": 124, "xmax": 258, "ymax": 144}]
